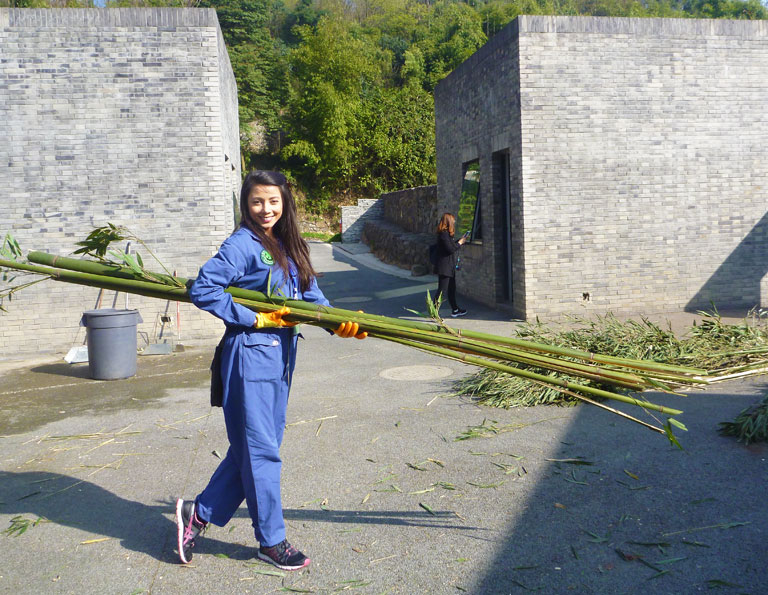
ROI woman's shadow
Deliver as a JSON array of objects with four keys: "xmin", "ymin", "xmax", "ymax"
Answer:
[
  {"xmin": 1, "ymin": 470, "xmax": 478, "ymax": 564},
  {"xmin": 0, "ymin": 470, "xmax": 254, "ymax": 562}
]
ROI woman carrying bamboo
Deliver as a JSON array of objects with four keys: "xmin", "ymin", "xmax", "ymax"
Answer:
[
  {"xmin": 175, "ymin": 170, "xmax": 366, "ymax": 570},
  {"xmin": 434, "ymin": 212, "xmax": 468, "ymax": 317}
]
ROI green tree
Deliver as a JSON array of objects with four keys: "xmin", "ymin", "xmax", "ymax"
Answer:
[
  {"xmin": 282, "ymin": 17, "xmax": 386, "ymax": 199},
  {"xmin": 410, "ymin": 0, "xmax": 487, "ymax": 90},
  {"xmin": 199, "ymin": 0, "xmax": 290, "ymax": 145},
  {"xmin": 280, "ymin": 0, "xmax": 328, "ymax": 45},
  {"xmin": 353, "ymin": 83, "xmax": 436, "ymax": 194}
]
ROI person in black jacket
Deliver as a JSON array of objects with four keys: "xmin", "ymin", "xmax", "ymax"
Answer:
[{"xmin": 433, "ymin": 212, "xmax": 467, "ymax": 317}]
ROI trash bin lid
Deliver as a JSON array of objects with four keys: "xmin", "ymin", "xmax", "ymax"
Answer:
[{"xmin": 80, "ymin": 308, "xmax": 143, "ymax": 328}]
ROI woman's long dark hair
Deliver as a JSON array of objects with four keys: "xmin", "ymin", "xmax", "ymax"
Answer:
[{"xmin": 238, "ymin": 170, "xmax": 317, "ymax": 292}]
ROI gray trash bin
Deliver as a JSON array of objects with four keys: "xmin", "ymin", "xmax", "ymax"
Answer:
[{"xmin": 80, "ymin": 309, "xmax": 143, "ymax": 380}]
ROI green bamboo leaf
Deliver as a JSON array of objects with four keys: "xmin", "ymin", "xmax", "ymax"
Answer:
[
  {"xmin": 680, "ymin": 539, "xmax": 710, "ymax": 548},
  {"xmin": 664, "ymin": 421, "xmax": 684, "ymax": 450},
  {"xmin": 409, "ymin": 487, "xmax": 435, "ymax": 495},
  {"xmin": 467, "ymin": 480, "xmax": 506, "ymax": 489},
  {"xmin": 9, "ymin": 236, "xmax": 21, "ymax": 257},
  {"xmin": 705, "ymin": 579, "xmax": 743, "ymax": 588},
  {"xmin": 564, "ymin": 470, "xmax": 587, "ymax": 485},
  {"xmin": 668, "ymin": 418, "xmax": 687, "ymax": 431},
  {"xmin": 406, "ymin": 461, "xmax": 428, "ymax": 471},
  {"xmin": 117, "ymin": 251, "xmax": 142, "ymax": 275},
  {"xmin": 583, "ymin": 529, "xmax": 609, "ymax": 543},
  {"xmin": 250, "ymin": 568, "xmax": 285, "ymax": 577},
  {"xmin": 655, "ymin": 556, "xmax": 687, "ymax": 565},
  {"xmin": 333, "ymin": 580, "xmax": 371, "ymax": 590},
  {"xmin": 717, "ymin": 521, "xmax": 751, "ymax": 529},
  {"xmin": 419, "ymin": 502, "xmax": 436, "ymax": 515},
  {"xmin": 511, "ymin": 579, "xmax": 542, "ymax": 591},
  {"xmin": 1, "ymin": 233, "xmax": 22, "ymax": 260}
]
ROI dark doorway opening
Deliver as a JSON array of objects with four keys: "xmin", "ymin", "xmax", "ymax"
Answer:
[{"xmin": 493, "ymin": 150, "xmax": 513, "ymax": 304}]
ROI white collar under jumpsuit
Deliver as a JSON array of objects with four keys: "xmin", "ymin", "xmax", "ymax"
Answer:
[{"xmin": 187, "ymin": 226, "xmax": 330, "ymax": 547}]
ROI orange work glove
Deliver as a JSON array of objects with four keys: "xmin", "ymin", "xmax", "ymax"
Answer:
[
  {"xmin": 254, "ymin": 306, "xmax": 298, "ymax": 329},
  {"xmin": 333, "ymin": 321, "xmax": 367, "ymax": 339}
]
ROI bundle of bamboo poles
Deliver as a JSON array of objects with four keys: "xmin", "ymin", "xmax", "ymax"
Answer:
[{"xmin": 0, "ymin": 249, "xmax": 706, "ymax": 439}]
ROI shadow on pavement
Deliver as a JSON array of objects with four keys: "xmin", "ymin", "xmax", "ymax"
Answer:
[
  {"xmin": 29, "ymin": 362, "xmax": 92, "ymax": 379},
  {"xmin": 0, "ymin": 471, "xmax": 196, "ymax": 563},
  {"xmin": 0, "ymin": 470, "xmax": 485, "ymax": 564},
  {"xmin": 283, "ymin": 508, "xmax": 484, "ymax": 532},
  {"xmin": 471, "ymin": 385, "xmax": 768, "ymax": 593}
]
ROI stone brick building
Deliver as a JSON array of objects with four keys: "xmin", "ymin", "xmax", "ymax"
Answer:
[
  {"xmin": 434, "ymin": 16, "xmax": 768, "ymax": 319},
  {"xmin": 0, "ymin": 8, "xmax": 240, "ymax": 355}
]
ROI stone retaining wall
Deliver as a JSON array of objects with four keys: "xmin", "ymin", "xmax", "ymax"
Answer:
[
  {"xmin": 381, "ymin": 185, "xmax": 438, "ymax": 235},
  {"xmin": 340, "ymin": 198, "xmax": 383, "ymax": 243},
  {"xmin": 361, "ymin": 221, "xmax": 434, "ymax": 277},
  {"xmin": 342, "ymin": 186, "xmax": 437, "ymax": 276}
]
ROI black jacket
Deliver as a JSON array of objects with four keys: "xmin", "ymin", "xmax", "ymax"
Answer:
[{"xmin": 435, "ymin": 230, "xmax": 461, "ymax": 277}]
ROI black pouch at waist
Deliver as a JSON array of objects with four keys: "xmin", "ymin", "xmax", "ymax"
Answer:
[{"xmin": 210, "ymin": 334, "xmax": 226, "ymax": 407}]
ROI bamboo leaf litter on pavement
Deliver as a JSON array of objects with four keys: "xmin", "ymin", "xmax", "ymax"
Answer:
[
  {"xmin": 2, "ymin": 515, "xmax": 49, "ymax": 537},
  {"xmin": 718, "ymin": 391, "xmax": 768, "ymax": 444},
  {"xmin": 662, "ymin": 521, "xmax": 751, "ymax": 536}
]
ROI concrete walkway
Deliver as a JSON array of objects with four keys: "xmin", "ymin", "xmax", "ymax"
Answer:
[{"xmin": 0, "ymin": 242, "xmax": 766, "ymax": 594}]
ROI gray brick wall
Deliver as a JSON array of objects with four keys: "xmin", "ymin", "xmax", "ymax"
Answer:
[
  {"xmin": 435, "ymin": 16, "xmax": 768, "ymax": 320},
  {"xmin": 0, "ymin": 8, "xmax": 240, "ymax": 356}
]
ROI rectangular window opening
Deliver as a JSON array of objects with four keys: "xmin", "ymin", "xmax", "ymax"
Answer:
[{"xmin": 457, "ymin": 160, "xmax": 481, "ymax": 242}]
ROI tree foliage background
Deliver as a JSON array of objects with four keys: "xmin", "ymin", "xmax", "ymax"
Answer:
[{"xmin": 4, "ymin": 0, "xmax": 767, "ymax": 213}]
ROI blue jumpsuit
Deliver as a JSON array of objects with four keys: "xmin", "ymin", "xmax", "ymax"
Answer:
[{"xmin": 187, "ymin": 226, "xmax": 329, "ymax": 547}]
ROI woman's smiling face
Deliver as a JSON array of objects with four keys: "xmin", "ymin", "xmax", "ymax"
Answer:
[{"xmin": 247, "ymin": 184, "xmax": 283, "ymax": 235}]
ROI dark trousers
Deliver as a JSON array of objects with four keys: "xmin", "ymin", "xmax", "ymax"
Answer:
[{"xmin": 435, "ymin": 275, "xmax": 458, "ymax": 310}]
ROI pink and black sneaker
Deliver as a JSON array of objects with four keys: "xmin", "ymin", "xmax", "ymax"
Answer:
[
  {"xmin": 175, "ymin": 498, "xmax": 207, "ymax": 564},
  {"xmin": 257, "ymin": 539, "xmax": 311, "ymax": 571}
]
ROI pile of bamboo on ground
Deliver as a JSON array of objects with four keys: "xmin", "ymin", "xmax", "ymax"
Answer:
[
  {"xmin": 453, "ymin": 312, "xmax": 768, "ymax": 411},
  {"xmin": 719, "ymin": 392, "xmax": 768, "ymax": 444},
  {"xmin": 0, "ymin": 246, "xmax": 706, "ymax": 441}
]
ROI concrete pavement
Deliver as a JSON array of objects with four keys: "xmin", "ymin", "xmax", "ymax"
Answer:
[{"xmin": 0, "ymin": 242, "xmax": 766, "ymax": 594}]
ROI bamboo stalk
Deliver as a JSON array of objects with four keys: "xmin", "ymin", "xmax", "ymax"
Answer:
[
  {"xmin": 2, "ymin": 256, "xmax": 697, "ymax": 396},
  {"xmin": 26, "ymin": 252, "xmax": 705, "ymax": 380},
  {"xmin": 526, "ymin": 378, "xmax": 666, "ymax": 434},
  {"xmin": 0, "ymin": 259, "xmax": 191, "ymax": 302},
  {"xmin": 0, "ymin": 255, "xmax": 685, "ymax": 419},
  {"xmin": 379, "ymin": 335, "xmax": 683, "ymax": 416},
  {"xmin": 259, "ymin": 306, "xmax": 664, "ymax": 390}
]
